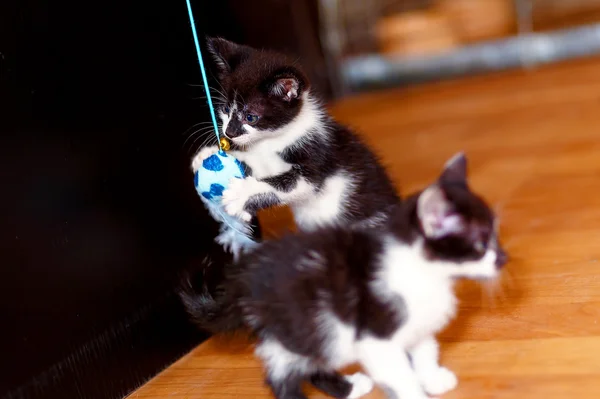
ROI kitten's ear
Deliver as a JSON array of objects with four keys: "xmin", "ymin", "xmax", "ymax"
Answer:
[
  {"xmin": 206, "ymin": 37, "xmax": 251, "ymax": 79},
  {"xmin": 417, "ymin": 185, "xmax": 465, "ymax": 239},
  {"xmin": 439, "ymin": 152, "xmax": 467, "ymax": 185},
  {"xmin": 268, "ymin": 68, "xmax": 307, "ymax": 102}
]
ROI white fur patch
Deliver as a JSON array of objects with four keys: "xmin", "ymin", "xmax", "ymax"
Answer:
[
  {"xmin": 293, "ymin": 172, "xmax": 354, "ymax": 230},
  {"xmin": 320, "ymin": 316, "xmax": 357, "ymax": 369},
  {"xmin": 375, "ymin": 240, "xmax": 458, "ymax": 347},
  {"xmin": 420, "ymin": 366, "xmax": 457, "ymax": 396},
  {"xmin": 191, "ymin": 145, "xmax": 220, "ymax": 172},
  {"xmin": 221, "ymin": 176, "xmax": 261, "ymax": 222},
  {"xmin": 230, "ymin": 145, "xmax": 292, "ymax": 179},
  {"xmin": 351, "ymin": 212, "xmax": 389, "ymax": 229},
  {"xmin": 295, "ymin": 250, "xmax": 325, "ymax": 271},
  {"xmin": 409, "ymin": 336, "xmax": 457, "ymax": 396},
  {"xmin": 220, "ymin": 110, "xmax": 231, "ymax": 138},
  {"xmin": 357, "ymin": 337, "xmax": 429, "ymax": 399},
  {"xmin": 255, "ymin": 339, "xmax": 314, "ymax": 381},
  {"xmin": 346, "ymin": 373, "xmax": 375, "ymax": 399}
]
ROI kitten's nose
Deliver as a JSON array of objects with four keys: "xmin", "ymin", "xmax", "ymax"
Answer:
[
  {"xmin": 225, "ymin": 118, "xmax": 243, "ymax": 138},
  {"xmin": 495, "ymin": 248, "xmax": 508, "ymax": 269}
]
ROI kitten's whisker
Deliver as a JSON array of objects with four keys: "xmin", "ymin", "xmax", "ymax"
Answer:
[
  {"xmin": 183, "ymin": 129, "xmax": 212, "ymax": 148},
  {"xmin": 480, "ymin": 272, "xmax": 513, "ymax": 310},
  {"xmin": 191, "ymin": 133, "xmax": 219, "ymax": 155},
  {"xmin": 184, "ymin": 134, "xmax": 210, "ymax": 154},
  {"xmin": 213, "ymin": 80, "xmax": 228, "ymax": 98},
  {"xmin": 183, "ymin": 127, "xmax": 218, "ymax": 150},
  {"xmin": 209, "ymin": 85, "xmax": 227, "ymax": 99},
  {"xmin": 235, "ymin": 89, "xmax": 247, "ymax": 108},
  {"xmin": 182, "ymin": 121, "xmax": 216, "ymax": 136},
  {"xmin": 200, "ymin": 134, "xmax": 218, "ymax": 150},
  {"xmin": 184, "ymin": 125, "xmax": 217, "ymax": 139},
  {"xmin": 193, "ymin": 136, "xmax": 219, "ymax": 155},
  {"xmin": 189, "ymin": 135, "xmax": 210, "ymax": 155}
]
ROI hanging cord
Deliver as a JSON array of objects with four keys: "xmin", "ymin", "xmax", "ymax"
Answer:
[{"xmin": 184, "ymin": 0, "xmax": 222, "ymax": 150}]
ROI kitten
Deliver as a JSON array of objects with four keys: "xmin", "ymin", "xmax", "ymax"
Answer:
[
  {"xmin": 181, "ymin": 153, "xmax": 509, "ymax": 399},
  {"xmin": 191, "ymin": 37, "xmax": 399, "ymax": 237}
]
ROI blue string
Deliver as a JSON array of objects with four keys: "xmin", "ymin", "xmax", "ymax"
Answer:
[{"xmin": 184, "ymin": 0, "xmax": 221, "ymax": 148}]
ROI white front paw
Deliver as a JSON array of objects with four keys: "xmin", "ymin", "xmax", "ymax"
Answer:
[
  {"xmin": 191, "ymin": 146, "xmax": 220, "ymax": 171},
  {"xmin": 420, "ymin": 367, "xmax": 457, "ymax": 396},
  {"xmin": 222, "ymin": 178, "xmax": 252, "ymax": 222},
  {"xmin": 346, "ymin": 373, "xmax": 374, "ymax": 399}
]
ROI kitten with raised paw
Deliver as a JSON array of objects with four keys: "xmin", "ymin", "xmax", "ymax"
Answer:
[
  {"xmin": 181, "ymin": 153, "xmax": 509, "ymax": 399},
  {"xmin": 191, "ymin": 37, "xmax": 399, "ymax": 233}
]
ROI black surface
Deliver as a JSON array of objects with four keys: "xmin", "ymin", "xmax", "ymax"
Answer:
[{"xmin": 0, "ymin": 0, "xmax": 238, "ymax": 398}]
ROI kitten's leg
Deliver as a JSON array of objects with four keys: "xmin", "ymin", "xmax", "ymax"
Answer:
[
  {"xmin": 221, "ymin": 171, "xmax": 313, "ymax": 221},
  {"xmin": 409, "ymin": 336, "xmax": 457, "ymax": 396},
  {"xmin": 358, "ymin": 338, "xmax": 431, "ymax": 399},
  {"xmin": 265, "ymin": 374, "xmax": 307, "ymax": 399},
  {"xmin": 191, "ymin": 145, "xmax": 220, "ymax": 171},
  {"xmin": 256, "ymin": 339, "xmax": 310, "ymax": 399},
  {"xmin": 310, "ymin": 371, "xmax": 374, "ymax": 399}
]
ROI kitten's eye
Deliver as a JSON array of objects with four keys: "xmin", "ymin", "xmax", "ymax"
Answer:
[
  {"xmin": 245, "ymin": 114, "xmax": 259, "ymax": 124},
  {"xmin": 223, "ymin": 106, "xmax": 230, "ymax": 114}
]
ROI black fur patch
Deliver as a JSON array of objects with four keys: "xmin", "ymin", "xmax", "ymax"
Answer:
[
  {"xmin": 262, "ymin": 168, "xmax": 300, "ymax": 193},
  {"xmin": 265, "ymin": 373, "xmax": 307, "ymax": 399},
  {"xmin": 244, "ymin": 193, "xmax": 281, "ymax": 214},
  {"xmin": 309, "ymin": 371, "xmax": 352, "ymax": 399}
]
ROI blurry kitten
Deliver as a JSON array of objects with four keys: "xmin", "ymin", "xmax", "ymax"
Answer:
[
  {"xmin": 181, "ymin": 153, "xmax": 509, "ymax": 399},
  {"xmin": 191, "ymin": 37, "xmax": 399, "ymax": 255}
]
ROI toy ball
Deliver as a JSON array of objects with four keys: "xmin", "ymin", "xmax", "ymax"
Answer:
[{"xmin": 194, "ymin": 150, "xmax": 245, "ymax": 203}]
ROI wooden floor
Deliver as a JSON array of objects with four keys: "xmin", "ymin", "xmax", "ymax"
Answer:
[{"xmin": 130, "ymin": 57, "xmax": 600, "ymax": 399}]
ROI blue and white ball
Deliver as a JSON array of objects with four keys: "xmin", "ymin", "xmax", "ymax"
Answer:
[
  {"xmin": 193, "ymin": 150, "xmax": 256, "ymax": 260},
  {"xmin": 194, "ymin": 150, "xmax": 245, "ymax": 204}
]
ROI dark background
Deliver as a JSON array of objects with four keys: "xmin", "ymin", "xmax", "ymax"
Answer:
[{"xmin": 0, "ymin": 0, "xmax": 326, "ymax": 398}]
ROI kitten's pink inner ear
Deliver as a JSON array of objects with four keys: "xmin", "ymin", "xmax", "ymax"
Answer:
[
  {"xmin": 418, "ymin": 186, "xmax": 464, "ymax": 239},
  {"xmin": 272, "ymin": 78, "xmax": 299, "ymax": 101}
]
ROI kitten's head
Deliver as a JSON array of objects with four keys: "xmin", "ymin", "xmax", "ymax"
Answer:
[
  {"xmin": 414, "ymin": 153, "xmax": 508, "ymax": 279},
  {"xmin": 206, "ymin": 37, "xmax": 310, "ymax": 147}
]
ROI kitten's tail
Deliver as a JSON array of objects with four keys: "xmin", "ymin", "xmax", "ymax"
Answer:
[{"xmin": 178, "ymin": 256, "xmax": 244, "ymax": 334}]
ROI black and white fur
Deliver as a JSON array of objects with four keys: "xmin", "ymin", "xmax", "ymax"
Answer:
[
  {"xmin": 191, "ymin": 38, "xmax": 399, "ymax": 239},
  {"xmin": 182, "ymin": 153, "xmax": 509, "ymax": 399}
]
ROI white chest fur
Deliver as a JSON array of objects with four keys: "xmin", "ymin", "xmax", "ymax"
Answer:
[
  {"xmin": 231, "ymin": 143, "xmax": 292, "ymax": 180},
  {"xmin": 292, "ymin": 172, "xmax": 354, "ymax": 230},
  {"xmin": 378, "ymin": 240, "xmax": 458, "ymax": 347}
]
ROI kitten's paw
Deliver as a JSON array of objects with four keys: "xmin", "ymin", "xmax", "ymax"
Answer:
[
  {"xmin": 191, "ymin": 146, "xmax": 220, "ymax": 171},
  {"xmin": 346, "ymin": 373, "xmax": 374, "ymax": 399},
  {"xmin": 222, "ymin": 177, "xmax": 253, "ymax": 222},
  {"xmin": 420, "ymin": 367, "xmax": 457, "ymax": 396}
]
